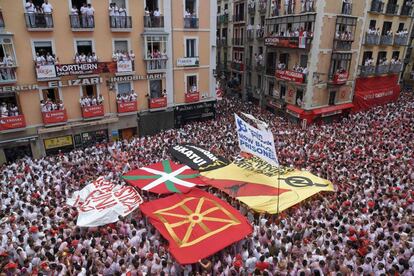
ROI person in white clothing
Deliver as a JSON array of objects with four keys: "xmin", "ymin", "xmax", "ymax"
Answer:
[
  {"xmin": 80, "ymin": 3, "xmax": 87, "ymax": 28},
  {"xmin": 119, "ymin": 5, "xmax": 127, "ymax": 28},
  {"xmin": 86, "ymin": 4, "xmax": 95, "ymax": 28},
  {"xmin": 25, "ymin": 0, "xmax": 36, "ymax": 28},
  {"xmin": 41, "ymin": 0, "xmax": 53, "ymax": 28},
  {"xmin": 71, "ymin": 5, "xmax": 80, "ymax": 28}
]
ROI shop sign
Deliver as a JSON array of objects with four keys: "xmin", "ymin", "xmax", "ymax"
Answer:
[
  {"xmin": 44, "ymin": 135, "xmax": 73, "ymax": 150},
  {"xmin": 109, "ymin": 73, "xmax": 165, "ymax": 83},
  {"xmin": 0, "ymin": 84, "xmax": 39, "ymax": 93},
  {"xmin": 48, "ymin": 77, "xmax": 103, "ymax": 88},
  {"xmin": 117, "ymin": 101, "xmax": 138, "ymax": 113},
  {"xmin": 82, "ymin": 105, "xmax": 105, "ymax": 118},
  {"xmin": 42, "ymin": 110, "xmax": 68, "ymax": 125},
  {"xmin": 176, "ymin": 101, "xmax": 215, "ymax": 112},
  {"xmin": 286, "ymin": 109, "xmax": 300, "ymax": 118},
  {"xmin": 0, "ymin": 115, "xmax": 26, "ymax": 131},
  {"xmin": 185, "ymin": 92, "xmax": 200, "ymax": 103},
  {"xmin": 149, "ymin": 97, "xmax": 167, "ymax": 109},
  {"xmin": 177, "ymin": 57, "xmax": 199, "ymax": 67},
  {"xmin": 276, "ymin": 70, "xmax": 305, "ymax": 83},
  {"xmin": 117, "ymin": 60, "xmax": 134, "ymax": 73}
]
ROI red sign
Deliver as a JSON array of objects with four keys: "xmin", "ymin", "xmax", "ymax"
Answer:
[
  {"xmin": 0, "ymin": 115, "xmax": 26, "ymax": 131},
  {"xmin": 149, "ymin": 97, "xmax": 167, "ymax": 109},
  {"xmin": 265, "ymin": 37, "xmax": 306, "ymax": 48},
  {"xmin": 276, "ymin": 70, "xmax": 305, "ymax": 83},
  {"xmin": 140, "ymin": 189, "xmax": 253, "ymax": 264},
  {"xmin": 185, "ymin": 92, "xmax": 200, "ymax": 103},
  {"xmin": 117, "ymin": 101, "xmax": 137, "ymax": 113},
  {"xmin": 82, "ymin": 105, "xmax": 104, "ymax": 118},
  {"xmin": 332, "ymin": 72, "xmax": 349, "ymax": 84},
  {"xmin": 42, "ymin": 110, "xmax": 68, "ymax": 125}
]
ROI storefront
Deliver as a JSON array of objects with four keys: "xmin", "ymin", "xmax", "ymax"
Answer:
[
  {"xmin": 44, "ymin": 135, "xmax": 74, "ymax": 155},
  {"xmin": 73, "ymin": 129, "xmax": 108, "ymax": 148},
  {"xmin": 174, "ymin": 100, "xmax": 216, "ymax": 127}
]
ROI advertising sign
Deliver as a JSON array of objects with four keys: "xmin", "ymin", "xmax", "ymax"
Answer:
[
  {"xmin": 42, "ymin": 109, "xmax": 68, "ymax": 125},
  {"xmin": 82, "ymin": 105, "xmax": 105, "ymax": 118},
  {"xmin": 275, "ymin": 70, "xmax": 305, "ymax": 83},
  {"xmin": 185, "ymin": 92, "xmax": 200, "ymax": 103},
  {"xmin": 44, "ymin": 135, "xmax": 73, "ymax": 150},
  {"xmin": 117, "ymin": 101, "xmax": 138, "ymax": 113},
  {"xmin": 177, "ymin": 57, "xmax": 199, "ymax": 67},
  {"xmin": 149, "ymin": 97, "xmax": 167, "ymax": 109},
  {"xmin": 55, "ymin": 62, "xmax": 117, "ymax": 77},
  {"xmin": 0, "ymin": 115, "xmax": 26, "ymax": 131}
]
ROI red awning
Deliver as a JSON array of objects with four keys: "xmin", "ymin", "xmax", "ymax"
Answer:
[
  {"xmin": 286, "ymin": 104, "xmax": 305, "ymax": 115},
  {"xmin": 312, "ymin": 103, "xmax": 354, "ymax": 116}
]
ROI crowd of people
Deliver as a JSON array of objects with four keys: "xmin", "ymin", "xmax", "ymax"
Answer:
[
  {"xmin": 70, "ymin": 3, "xmax": 95, "ymax": 28},
  {"xmin": 0, "ymin": 92, "xmax": 413, "ymax": 275},
  {"xmin": 35, "ymin": 52, "xmax": 59, "ymax": 66},
  {"xmin": 116, "ymin": 91, "xmax": 137, "ymax": 103},
  {"xmin": 40, "ymin": 99, "xmax": 64, "ymax": 113},
  {"xmin": 144, "ymin": 7, "xmax": 163, "ymax": 27},
  {"xmin": 108, "ymin": 2, "xmax": 129, "ymax": 28},
  {"xmin": 335, "ymin": 30, "xmax": 353, "ymax": 41},
  {"xmin": 25, "ymin": 0, "xmax": 53, "ymax": 28},
  {"xmin": 267, "ymin": 27, "xmax": 313, "ymax": 39},
  {"xmin": 79, "ymin": 95, "xmax": 104, "ymax": 107},
  {"xmin": 74, "ymin": 53, "xmax": 98, "ymax": 64},
  {"xmin": 0, "ymin": 102, "xmax": 19, "ymax": 117}
]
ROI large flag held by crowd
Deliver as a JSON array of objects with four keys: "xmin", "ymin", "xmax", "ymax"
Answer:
[
  {"xmin": 140, "ymin": 188, "xmax": 253, "ymax": 264},
  {"xmin": 123, "ymin": 160, "xmax": 205, "ymax": 194},
  {"xmin": 66, "ymin": 177, "xmax": 143, "ymax": 227}
]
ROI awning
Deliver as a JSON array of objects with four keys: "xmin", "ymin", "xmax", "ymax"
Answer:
[
  {"xmin": 312, "ymin": 103, "xmax": 354, "ymax": 116},
  {"xmin": 286, "ymin": 104, "xmax": 305, "ymax": 115}
]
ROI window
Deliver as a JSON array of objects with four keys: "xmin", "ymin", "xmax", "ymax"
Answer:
[
  {"xmin": 0, "ymin": 37, "xmax": 16, "ymax": 66},
  {"xmin": 300, "ymin": 55, "xmax": 308, "ymax": 68},
  {"xmin": 247, "ymin": 72, "xmax": 252, "ymax": 86},
  {"xmin": 82, "ymin": 85, "xmax": 97, "ymax": 97},
  {"xmin": 377, "ymin": 51, "xmax": 387, "ymax": 65},
  {"xmin": 76, "ymin": 40, "xmax": 93, "ymax": 55},
  {"xmin": 218, "ymin": 6, "xmax": 221, "ymax": 14},
  {"xmin": 146, "ymin": 0, "xmax": 159, "ymax": 11},
  {"xmin": 149, "ymin": 79, "xmax": 162, "ymax": 98},
  {"xmin": 185, "ymin": 38, "xmax": 197, "ymax": 57},
  {"xmin": 398, "ymin": 23, "xmax": 404, "ymax": 32},
  {"xmin": 296, "ymin": 89, "xmax": 303, "ymax": 105},
  {"xmin": 186, "ymin": 75, "xmax": 198, "ymax": 93},
  {"xmin": 268, "ymin": 81, "xmax": 274, "ymax": 96},
  {"xmin": 279, "ymin": 53, "xmax": 289, "ymax": 68},
  {"xmin": 280, "ymin": 84, "xmax": 286, "ymax": 100},
  {"xmin": 329, "ymin": 53, "xmax": 352, "ymax": 77},
  {"xmin": 249, "ymin": 17, "xmax": 254, "ymax": 25},
  {"xmin": 33, "ymin": 41, "xmax": 54, "ymax": 58},
  {"xmin": 114, "ymin": 40, "xmax": 129, "ymax": 53},
  {"xmin": 392, "ymin": 51, "xmax": 400, "ymax": 59},
  {"xmin": 117, "ymin": 82, "xmax": 132, "ymax": 95},
  {"xmin": 362, "ymin": 51, "xmax": 373, "ymax": 65},
  {"xmin": 382, "ymin": 22, "xmax": 392, "ymax": 35},
  {"xmin": 185, "ymin": 0, "xmax": 197, "ymax": 15},
  {"xmin": 113, "ymin": 0, "xmax": 127, "ymax": 11},
  {"xmin": 71, "ymin": 0, "xmax": 89, "ymax": 11},
  {"xmin": 145, "ymin": 36, "xmax": 167, "ymax": 58},
  {"xmin": 328, "ymin": 90, "xmax": 336, "ymax": 105},
  {"xmin": 42, "ymin": 88, "xmax": 60, "ymax": 102},
  {"xmin": 369, "ymin": 20, "xmax": 376, "ymax": 29}
]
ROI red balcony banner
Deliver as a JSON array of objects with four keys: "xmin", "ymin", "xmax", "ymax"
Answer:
[
  {"xmin": 265, "ymin": 37, "xmax": 306, "ymax": 48},
  {"xmin": 275, "ymin": 70, "xmax": 305, "ymax": 83},
  {"xmin": 82, "ymin": 105, "xmax": 105, "ymax": 118},
  {"xmin": 332, "ymin": 72, "xmax": 349, "ymax": 84},
  {"xmin": 0, "ymin": 115, "xmax": 26, "ymax": 131},
  {"xmin": 117, "ymin": 101, "xmax": 138, "ymax": 113},
  {"xmin": 185, "ymin": 92, "xmax": 200, "ymax": 103},
  {"xmin": 42, "ymin": 110, "xmax": 68, "ymax": 125},
  {"xmin": 149, "ymin": 97, "xmax": 167, "ymax": 109},
  {"xmin": 353, "ymin": 75, "xmax": 400, "ymax": 112}
]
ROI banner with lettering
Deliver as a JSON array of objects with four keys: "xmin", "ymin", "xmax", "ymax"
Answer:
[
  {"xmin": 66, "ymin": 177, "xmax": 143, "ymax": 227},
  {"xmin": 169, "ymin": 144, "xmax": 229, "ymax": 171},
  {"xmin": 234, "ymin": 114, "xmax": 279, "ymax": 167}
]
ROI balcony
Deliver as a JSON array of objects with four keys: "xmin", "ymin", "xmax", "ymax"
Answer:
[
  {"xmin": 389, "ymin": 63, "xmax": 402, "ymax": 73},
  {"xmin": 248, "ymin": 6, "xmax": 256, "ymax": 15},
  {"xmin": 0, "ymin": 115, "xmax": 26, "ymax": 132},
  {"xmin": 369, "ymin": 0, "xmax": 384, "ymax": 13},
  {"xmin": 265, "ymin": 36, "xmax": 313, "ymax": 49},
  {"xmin": 184, "ymin": 17, "xmax": 199, "ymax": 28},
  {"xmin": 275, "ymin": 69, "xmax": 306, "ymax": 83},
  {"xmin": 0, "ymin": 66, "xmax": 17, "ymax": 84},
  {"xmin": 258, "ymin": 1, "xmax": 267, "ymax": 14},
  {"xmin": 341, "ymin": 3, "xmax": 352, "ymax": 15},
  {"xmin": 359, "ymin": 65, "xmax": 376, "ymax": 77},
  {"xmin": 81, "ymin": 105, "xmax": 104, "ymax": 119},
  {"xmin": 42, "ymin": 110, "xmax": 68, "ymax": 126},
  {"xmin": 380, "ymin": 35, "xmax": 393, "ymax": 45},
  {"xmin": 25, "ymin": 13, "xmax": 53, "ymax": 31},
  {"xmin": 232, "ymin": 37, "xmax": 245, "ymax": 46},
  {"xmin": 400, "ymin": 5, "xmax": 413, "ymax": 16},
  {"xmin": 385, "ymin": 3, "xmax": 399, "ymax": 15},
  {"xmin": 256, "ymin": 29, "xmax": 265, "ymax": 40},
  {"xmin": 149, "ymin": 97, "xmax": 167, "ymax": 109},
  {"xmin": 231, "ymin": 62, "xmax": 244, "ymax": 71},
  {"xmin": 233, "ymin": 14, "xmax": 245, "ymax": 23},
  {"xmin": 247, "ymin": 30, "xmax": 254, "ymax": 41},
  {"xmin": 185, "ymin": 92, "xmax": 200, "ymax": 103},
  {"xmin": 145, "ymin": 58, "xmax": 168, "ymax": 73},
  {"xmin": 144, "ymin": 16, "xmax": 164, "ymax": 29},
  {"xmin": 109, "ymin": 16, "xmax": 132, "ymax": 31},
  {"xmin": 376, "ymin": 64, "xmax": 390, "ymax": 74},
  {"xmin": 117, "ymin": 101, "xmax": 137, "ymax": 114},
  {"xmin": 328, "ymin": 71, "xmax": 349, "ymax": 85},
  {"xmin": 364, "ymin": 33, "xmax": 380, "ymax": 45},
  {"xmin": 394, "ymin": 35, "xmax": 408, "ymax": 46},
  {"xmin": 69, "ymin": 15, "xmax": 94, "ymax": 30},
  {"xmin": 333, "ymin": 40, "xmax": 352, "ymax": 51}
]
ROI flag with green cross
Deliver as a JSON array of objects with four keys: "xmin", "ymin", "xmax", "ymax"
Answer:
[{"xmin": 123, "ymin": 160, "xmax": 205, "ymax": 195}]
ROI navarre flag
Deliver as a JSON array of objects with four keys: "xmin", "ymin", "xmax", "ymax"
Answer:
[
  {"xmin": 123, "ymin": 160, "xmax": 205, "ymax": 195},
  {"xmin": 66, "ymin": 177, "xmax": 143, "ymax": 227},
  {"xmin": 140, "ymin": 188, "xmax": 253, "ymax": 264},
  {"xmin": 201, "ymin": 156, "xmax": 334, "ymax": 214}
]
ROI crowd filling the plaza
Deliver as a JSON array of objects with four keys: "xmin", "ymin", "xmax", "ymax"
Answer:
[{"xmin": 0, "ymin": 92, "xmax": 413, "ymax": 276}]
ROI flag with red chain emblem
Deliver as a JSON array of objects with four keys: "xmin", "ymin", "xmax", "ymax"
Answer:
[
  {"xmin": 123, "ymin": 160, "xmax": 205, "ymax": 195},
  {"xmin": 140, "ymin": 188, "xmax": 253, "ymax": 264}
]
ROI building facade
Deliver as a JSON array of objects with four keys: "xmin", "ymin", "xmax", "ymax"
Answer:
[
  {"xmin": 216, "ymin": 0, "xmax": 413, "ymax": 124},
  {"xmin": 0, "ymin": 0, "xmax": 217, "ymax": 164}
]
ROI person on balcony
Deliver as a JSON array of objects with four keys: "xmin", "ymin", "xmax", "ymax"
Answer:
[
  {"xmin": 25, "ymin": 0, "xmax": 36, "ymax": 28},
  {"xmin": 35, "ymin": 52, "xmax": 46, "ymax": 66},
  {"xmin": 109, "ymin": 3, "xmax": 117, "ymax": 28},
  {"xmin": 271, "ymin": 0, "xmax": 279, "ymax": 16},
  {"xmin": 71, "ymin": 5, "xmax": 80, "ymax": 28},
  {"xmin": 80, "ymin": 3, "xmax": 87, "ymax": 28},
  {"xmin": 41, "ymin": 0, "xmax": 53, "ymax": 28},
  {"xmin": 128, "ymin": 50, "xmax": 135, "ymax": 62},
  {"xmin": 119, "ymin": 5, "xmax": 127, "ymax": 28},
  {"xmin": 45, "ymin": 52, "xmax": 55, "ymax": 65},
  {"xmin": 184, "ymin": 9, "xmax": 191, "ymax": 28},
  {"xmin": 86, "ymin": 4, "xmax": 95, "ymax": 28},
  {"xmin": 144, "ymin": 7, "xmax": 151, "ymax": 27},
  {"xmin": 248, "ymin": 0, "xmax": 255, "ymax": 9},
  {"xmin": 79, "ymin": 53, "xmax": 87, "ymax": 63},
  {"xmin": 162, "ymin": 89, "xmax": 167, "ymax": 97},
  {"xmin": 153, "ymin": 8, "xmax": 161, "ymax": 27}
]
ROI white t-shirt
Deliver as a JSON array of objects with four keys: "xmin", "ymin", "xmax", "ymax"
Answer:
[
  {"xmin": 42, "ymin": 3, "xmax": 53, "ymax": 13},
  {"xmin": 86, "ymin": 7, "xmax": 95, "ymax": 16},
  {"xmin": 25, "ymin": 2, "xmax": 36, "ymax": 13}
]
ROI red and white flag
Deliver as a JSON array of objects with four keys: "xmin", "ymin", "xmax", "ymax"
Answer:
[{"xmin": 67, "ymin": 177, "xmax": 143, "ymax": 227}]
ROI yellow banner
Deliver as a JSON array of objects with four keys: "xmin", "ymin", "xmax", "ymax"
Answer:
[
  {"xmin": 201, "ymin": 157, "xmax": 334, "ymax": 214},
  {"xmin": 44, "ymin": 135, "xmax": 73, "ymax": 150}
]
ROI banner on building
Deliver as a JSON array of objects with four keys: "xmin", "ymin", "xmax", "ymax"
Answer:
[
  {"xmin": 185, "ymin": 92, "xmax": 200, "ymax": 103},
  {"xmin": 177, "ymin": 57, "xmax": 199, "ymax": 67},
  {"xmin": 201, "ymin": 156, "xmax": 334, "ymax": 214},
  {"xmin": 275, "ymin": 70, "xmax": 305, "ymax": 83},
  {"xmin": 149, "ymin": 97, "xmax": 167, "ymax": 109},
  {"xmin": 36, "ymin": 64, "xmax": 57, "ymax": 79},
  {"xmin": 42, "ymin": 110, "xmax": 68, "ymax": 125},
  {"xmin": 0, "ymin": 115, "xmax": 26, "ymax": 131},
  {"xmin": 117, "ymin": 60, "xmax": 134, "ymax": 73},
  {"xmin": 234, "ymin": 114, "xmax": 279, "ymax": 166},
  {"xmin": 44, "ymin": 135, "xmax": 73, "ymax": 150},
  {"xmin": 140, "ymin": 188, "xmax": 252, "ymax": 264},
  {"xmin": 66, "ymin": 176, "xmax": 143, "ymax": 227},
  {"xmin": 81, "ymin": 105, "xmax": 105, "ymax": 118},
  {"xmin": 123, "ymin": 160, "xmax": 205, "ymax": 194},
  {"xmin": 117, "ymin": 101, "xmax": 137, "ymax": 113},
  {"xmin": 169, "ymin": 144, "xmax": 229, "ymax": 171}
]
